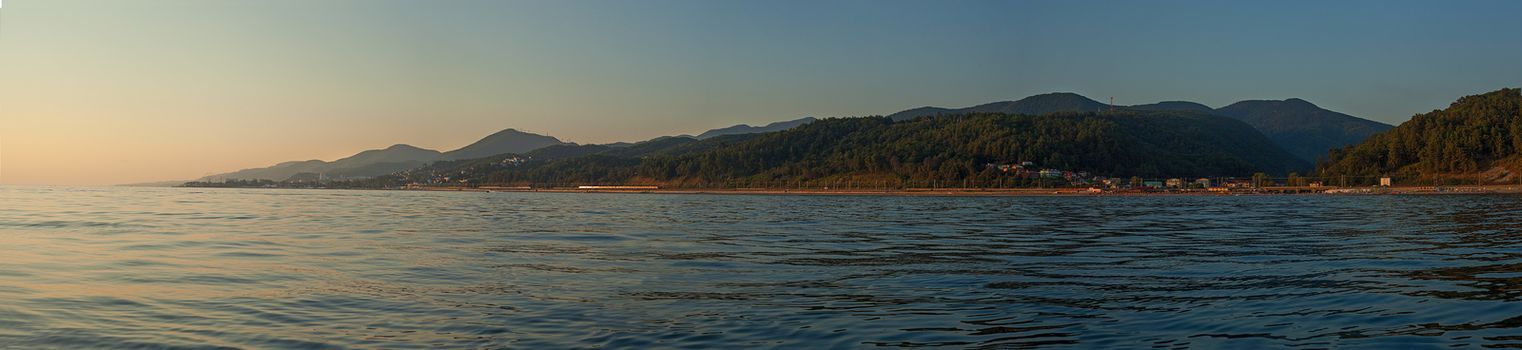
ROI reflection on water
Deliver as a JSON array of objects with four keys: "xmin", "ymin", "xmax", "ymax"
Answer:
[{"xmin": 3, "ymin": 186, "xmax": 1522, "ymax": 348}]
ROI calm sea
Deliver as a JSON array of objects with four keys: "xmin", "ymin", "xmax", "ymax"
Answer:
[{"xmin": 4, "ymin": 186, "xmax": 1522, "ymax": 349}]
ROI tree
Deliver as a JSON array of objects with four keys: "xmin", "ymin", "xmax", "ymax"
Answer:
[{"xmin": 1253, "ymin": 172, "xmax": 1270, "ymax": 188}]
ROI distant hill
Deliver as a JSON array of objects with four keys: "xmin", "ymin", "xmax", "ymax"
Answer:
[
  {"xmin": 886, "ymin": 92, "xmax": 1390, "ymax": 164},
  {"xmin": 327, "ymin": 144, "xmax": 440, "ymax": 169},
  {"xmin": 596, "ymin": 117, "xmax": 813, "ymax": 150},
  {"xmin": 1214, "ymin": 98, "xmax": 1393, "ymax": 163},
  {"xmin": 1129, "ymin": 101, "xmax": 1214, "ymax": 113},
  {"xmin": 201, "ymin": 159, "xmax": 329, "ymax": 182},
  {"xmin": 198, "ymin": 128, "xmax": 566, "ymax": 181},
  {"xmin": 885, "ymin": 107, "xmax": 957, "ymax": 121},
  {"xmin": 117, "ymin": 180, "xmax": 193, "ymax": 187},
  {"xmin": 377, "ymin": 110, "xmax": 1308, "ymax": 187},
  {"xmin": 888, "ymin": 92, "xmax": 1111, "ymax": 121},
  {"xmin": 323, "ymin": 161, "xmax": 437, "ymax": 179},
  {"xmin": 603, "ymin": 135, "xmax": 695, "ymax": 148},
  {"xmin": 695, "ymin": 117, "xmax": 816, "ymax": 139},
  {"xmin": 199, "ymin": 144, "xmax": 437, "ymax": 182},
  {"xmin": 1317, "ymin": 88, "xmax": 1522, "ymax": 184},
  {"xmin": 439, "ymin": 128, "xmax": 567, "ymax": 160}
]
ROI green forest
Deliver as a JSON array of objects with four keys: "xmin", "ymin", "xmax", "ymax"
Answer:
[
  {"xmin": 366, "ymin": 110, "xmax": 1306, "ymax": 188},
  {"xmin": 1316, "ymin": 88, "xmax": 1522, "ymax": 184}
]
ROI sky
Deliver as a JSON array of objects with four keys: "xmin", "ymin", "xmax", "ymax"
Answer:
[{"xmin": 1, "ymin": 0, "xmax": 1519, "ymax": 186}]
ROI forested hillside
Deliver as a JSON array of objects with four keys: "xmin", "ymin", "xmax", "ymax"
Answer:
[
  {"xmin": 374, "ymin": 111, "xmax": 1306, "ymax": 188},
  {"xmin": 887, "ymin": 93, "xmax": 1110, "ymax": 121},
  {"xmin": 886, "ymin": 92, "xmax": 1391, "ymax": 163},
  {"xmin": 1317, "ymin": 88, "xmax": 1522, "ymax": 183}
]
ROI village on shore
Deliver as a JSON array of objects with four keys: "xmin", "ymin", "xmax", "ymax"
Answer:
[
  {"xmin": 389, "ymin": 160, "xmax": 1515, "ymax": 195},
  {"xmin": 183, "ymin": 159, "xmax": 1519, "ymax": 196}
]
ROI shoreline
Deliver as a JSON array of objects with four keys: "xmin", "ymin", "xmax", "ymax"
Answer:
[{"xmin": 396, "ymin": 185, "xmax": 1522, "ymax": 197}]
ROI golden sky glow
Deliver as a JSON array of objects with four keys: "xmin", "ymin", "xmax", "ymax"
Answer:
[{"xmin": 3, "ymin": 0, "xmax": 1518, "ymax": 185}]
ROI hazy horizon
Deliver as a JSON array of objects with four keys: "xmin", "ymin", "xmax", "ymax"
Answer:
[{"xmin": 2, "ymin": 0, "xmax": 1519, "ymax": 185}]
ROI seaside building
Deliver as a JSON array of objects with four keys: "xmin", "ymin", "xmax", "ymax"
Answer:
[{"xmin": 498, "ymin": 156, "xmax": 530, "ymax": 166}]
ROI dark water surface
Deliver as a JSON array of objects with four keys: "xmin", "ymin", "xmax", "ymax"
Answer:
[{"xmin": 5, "ymin": 186, "xmax": 1522, "ymax": 349}]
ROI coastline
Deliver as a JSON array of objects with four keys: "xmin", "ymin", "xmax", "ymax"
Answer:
[{"xmin": 396, "ymin": 185, "xmax": 1522, "ymax": 197}]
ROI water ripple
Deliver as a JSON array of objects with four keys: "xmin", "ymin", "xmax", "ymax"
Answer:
[{"xmin": 4, "ymin": 186, "xmax": 1522, "ymax": 348}]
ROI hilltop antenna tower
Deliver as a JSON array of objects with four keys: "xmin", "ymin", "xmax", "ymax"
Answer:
[{"xmin": 1109, "ymin": 97, "xmax": 1115, "ymax": 113}]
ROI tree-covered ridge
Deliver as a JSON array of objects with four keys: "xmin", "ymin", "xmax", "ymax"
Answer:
[
  {"xmin": 1316, "ymin": 88, "xmax": 1522, "ymax": 182},
  {"xmin": 695, "ymin": 117, "xmax": 817, "ymax": 139},
  {"xmin": 887, "ymin": 92, "xmax": 1110, "ymax": 121},
  {"xmin": 885, "ymin": 92, "xmax": 1392, "ymax": 164},
  {"xmin": 382, "ymin": 110, "xmax": 1306, "ymax": 187}
]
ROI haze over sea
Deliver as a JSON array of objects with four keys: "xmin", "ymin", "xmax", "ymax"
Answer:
[{"xmin": 5, "ymin": 186, "xmax": 1522, "ymax": 348}]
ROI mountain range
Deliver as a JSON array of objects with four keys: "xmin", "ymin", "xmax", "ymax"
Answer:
[
  {"xmin": 197, "ymin": 121, "xmax": 819, "ymax": 182},
  {"xmin": 376, "ymin": 109, "xmax": 1307, "ymax": 188},
  {"xmin": 199, "ymin": 130, "xmax": 567, "ymax": 182},
  {"xmin": 887, "ymin": 92, "xmax": 1392, "ymax": 163},
  {"xmin": 192, "ymin": 91, "xmax": 1400, "ymax": 184}
]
